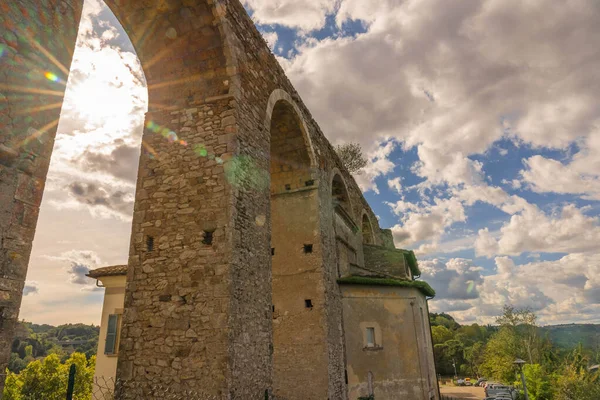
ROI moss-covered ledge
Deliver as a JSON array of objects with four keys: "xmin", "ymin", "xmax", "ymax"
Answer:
[
  {"xmin": 363, "ymin": 244, "xmax": 421, "ymax": 278},
  {"xmin": 337, "ymin": 276, "xmax": 436, "ymax": 298}
]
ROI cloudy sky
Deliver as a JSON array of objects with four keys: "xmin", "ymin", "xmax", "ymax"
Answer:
[{"xmin": 21, "ymin": 0, "xmax": 600, "ymax": 326}]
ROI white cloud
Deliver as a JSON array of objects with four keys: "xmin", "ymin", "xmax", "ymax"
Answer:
[
  {"xmin": 420, "ymin": 258, "xmax": 484, "ymax": 301},
  {"xmin": 476, "ymin": 203, "xmax": 600, "ymax": 257},
  {"xmin": 520, "ymin": 133, "xmax": 600, "ymax": 200},
  {"xmin": 387, "ymin": 177, "xmax": 403, "ymax": 194},
  {"xmin": 281, "ymin": 0, "xmax": 600, "ymax": 197},
  {"xmin": 426, "ymin": 257, "xmax": 559, "ymax": 324},
  {"xmin": 262, "ymin": 31, "xmax": 279, "ymax": 50},
  {"xmin": 474, "ymin": 228, "xmax": 500, "ymax": 257},
  {"xmin": 390, "ymin": 196, "xmax": 466, "ymax": 246},
  {"xmin": 242, "ymin": 0, "xmax": 335, "ymax": 31},
  {"xmin": 354, "ymin": 140, "xmax": 397, "ymax": 193}
]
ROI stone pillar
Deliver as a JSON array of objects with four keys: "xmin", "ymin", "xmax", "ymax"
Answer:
[{"xmin": 0, "ymin": 0, "xmax": 83, "ymax": 389}]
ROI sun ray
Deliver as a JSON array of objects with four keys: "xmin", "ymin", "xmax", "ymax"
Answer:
[
  {"xmin": 13, "ymin": 102, "xmax": 64, "ymax": 116},
  {"xmin": 147, "ymin": 74, "xmax": 205, "ymax": 91},
  {"xmin": 147, "ymin": 102, "xmax": 179, "ymax": 112},
  {"xmin": 20, "ymin": 29, "xmax": 70, "ymax": 76},
  {"xmin": 141, "ymin": 139, "xmax": 160, "ymax": 161},
  {"xmin": 0, "ymin": 84, "xmax": 66, "ymax": 97},
  {"xmin": 16, "ymin": 119, "xmax": 60, "ymax": 148}
]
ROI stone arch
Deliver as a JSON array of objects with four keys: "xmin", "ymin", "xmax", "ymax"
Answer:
[
  {"xmin": 264, "ymin": 89, "xmax": 316, "ymax": 169},
  {"xmin": 103, "ymin": 0, "xmax": 240, "ymax": 109},
  {"xmin": 331, "ymin": 169, "xmax": 352, "ymax": 218},
  {"xmin": 268, "ymin": 91, "xmax": 327, "ymax": 399},
  {"xmin": 361, "ymin": 212, "xmax": 375, "ymax": 245}
]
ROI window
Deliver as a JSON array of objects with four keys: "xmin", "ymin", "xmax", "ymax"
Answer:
[
  {"xmin": 202, "ymin": 230, "xmax": 214, "ymax": 245},
  {"xmin": 105, "ymin": 314, "xmax": 120, "ymax": 355},
  {"xmin": 146, "ymin": 236, "xmax": 154, "ymax": 252},
  {"xmin": 366, "ymin": 327, "xmax": 376, "ymax": 347},
  {"xmin": 305, "ymin": 299, "xmax": 313, "ymax": 309}
]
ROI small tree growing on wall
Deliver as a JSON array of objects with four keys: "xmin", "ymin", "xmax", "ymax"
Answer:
[{"xmin": 335, "ymin": 142, "xmax": 368, "ymax": 174}]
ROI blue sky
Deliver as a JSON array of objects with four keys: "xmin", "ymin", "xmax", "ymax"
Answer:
[{"xmin": 19, "ymin": 0, "xmax": 600, "ymax": 326}]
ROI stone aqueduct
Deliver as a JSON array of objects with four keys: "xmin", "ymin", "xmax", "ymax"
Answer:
[{"xmin": 0, "ymin": 1, "xmax": 434, "ymax": 399}]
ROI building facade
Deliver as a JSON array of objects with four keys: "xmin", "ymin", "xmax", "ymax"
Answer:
[{"xmin": 87, "ymin": 265, "xmax": 128, "ymax": 393}]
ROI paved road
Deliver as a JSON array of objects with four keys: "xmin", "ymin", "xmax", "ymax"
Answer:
[{"xmin": 440, "ymin": 385, "xmax": 485, "ymax": 399}]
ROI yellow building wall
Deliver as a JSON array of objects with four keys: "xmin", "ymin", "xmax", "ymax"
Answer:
[
  {"xmin": 341, "ymin": 285, "xmax": 439, "ymax": 400},
  {"xmin": 93, "ymin": 275, "xmax": 126, "ymax": 389}
]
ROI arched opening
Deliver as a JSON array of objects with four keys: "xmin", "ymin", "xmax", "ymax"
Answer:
[
  {"xmin": 332, "ymin": 173, "xmax": 351, "ymax": 214},
  {"xmin": 270, "ymin": 101, "xmax": 313, "ymax": 192},
  {"xmin": 269, "ymin": 99, "xmax": 328, "ymax": 399},
  {"xmin": 362, "ymin": 213, "xmax": 375, "ymax": 245},
  {"xmin": 331, "ymin": 173, "xmax": 358, "ymax": 278},
  {"xmin": 1, "ymin": 0, "xmax": 245, "ymax": 397}
]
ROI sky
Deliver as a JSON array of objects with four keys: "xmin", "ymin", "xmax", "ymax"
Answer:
[{"xmin": 20, "ymin": 0, "xmax": 600, "ymax": 327}]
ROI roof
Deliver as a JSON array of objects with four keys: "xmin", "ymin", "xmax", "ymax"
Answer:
[
  {"xmin": 337, "ymin": 276, "xmax": 436, "ymax": 298},
  {"xmin": 86, "ymin": 265, "xmax": 128, "ymax": 279}
]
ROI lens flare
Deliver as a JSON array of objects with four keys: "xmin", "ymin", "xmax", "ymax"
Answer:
[
  {"xmin": 224, "ymin": 155, "xmax": 269, "ymax": 191},
  {"xmin": 194, "ymin": 144, "xmax": 208, "ymax": 157},
  {"xmin": 44, "ymin": 71, "xmax": 59, "ymax": 82},
  {"xmin": 466, "ymin": 280, "xmax": 475, "ymax": 294},
  {"xmin": 255, "ymin": 215, "xmax": 266, "ymax": 227}
]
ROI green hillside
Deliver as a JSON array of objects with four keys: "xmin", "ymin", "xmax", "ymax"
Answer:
[
  {"xmin": 542, "ymin": 324, "xmax": 600, "ymax": 350},
  {"xmin": 8, "ymin": 321, "xmax": 99, "ymax": 373}
]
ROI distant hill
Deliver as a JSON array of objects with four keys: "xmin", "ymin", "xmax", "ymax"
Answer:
[
  {"xmin": 541, "ymin": 324, "xmax": 600, "ymax": 350},
  {"xmin": 9, "ymin": 321, "xmax": 99, "ymax": 373}
]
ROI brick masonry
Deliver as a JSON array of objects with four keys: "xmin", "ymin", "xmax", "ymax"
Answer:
[{"xmin": 0, "ymin": 1, "xmax": 439, "ymax": 399}]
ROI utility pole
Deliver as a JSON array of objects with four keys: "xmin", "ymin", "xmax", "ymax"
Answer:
[
  {"xmin": 452, "ymin": 359, "xmax": 458, "ymax": 381},
  {"xmin": 514, "ymin": 358, "xmax": 529, "ymax": 400}
]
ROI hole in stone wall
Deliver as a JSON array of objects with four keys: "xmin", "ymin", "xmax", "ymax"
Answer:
[
  {"xmin": 159, "ymin": 294, "xmax": 171, "ymax": 302},
  {"xmin": 146, "ymin": 236, "xmax": 154, "ymax": 252},
  {"xmin": 272, "ymin": 305, "xmax": 275, "ymax": 312},
  {"xmin": 305, "ymin": 299, "xmax": 313, "ymax": 309},
  {"xmin": 303, "ymin": 244, "xmax": 313, "ymax": 253},
  {"xmin": 271, "ymin": 248, "xmax": 275, "ymax": 256},
  {"xmin": 285, "ymin": 184, "xmax": 291, "ymax": 191},
  {"xmin": 305, "ymin": 179, "xmax": 314, "ymax": 186},
  {"xmin": 202, "ymin": 230, "xmax": 214, "ymax": 245}
]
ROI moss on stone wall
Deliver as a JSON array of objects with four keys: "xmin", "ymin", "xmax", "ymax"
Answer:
[
  {"xmin": 337, "ymin": 276, "xmax": 436, "ymax": 298},
  {"xmin": 363, "ymin": 245, "xmax": 421, "ymax": 278},
  {"xmin": 403, "ymin": 250, "xmax": 420, "ymax": 277}
]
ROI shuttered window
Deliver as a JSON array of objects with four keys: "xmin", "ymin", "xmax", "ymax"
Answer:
[{"xmin": 105, "ymin": 314, "xmax": 120, "ymax": 355}]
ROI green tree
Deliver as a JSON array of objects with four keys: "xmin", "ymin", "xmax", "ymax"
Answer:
[
  {"xmin": 520, "ymin": 364, "xmax": 555, "ymax": 400},
  {"xmin": 480, "ymin": 326, "xmax": 520, "ymax": 382},
  {"xmin": 2, "ymin": 352, "xmax": 95, "ymax": 400},
  {"xmin": 431, "ymin": 325, "xmax": 453, "ymax": 345}
]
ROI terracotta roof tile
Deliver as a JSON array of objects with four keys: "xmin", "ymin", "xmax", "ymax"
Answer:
[{"xmin": 86, "ymin": 265, "xmax": 128, "ymax": 279}]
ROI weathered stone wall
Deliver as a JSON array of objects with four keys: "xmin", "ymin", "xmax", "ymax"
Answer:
[
  {"xmin": 340, "ymin": 285, "xmax": 440, "ymax": 400},
  {"xmin": 0, "ymin": 0, "xmax": 83, "ymax": 392},
  {"xmin": 271, "ymin": 190, "xmax": 328, "ymax": 399}
]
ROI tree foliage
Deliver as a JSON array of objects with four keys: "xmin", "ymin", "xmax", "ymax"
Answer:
[
  {"xmin": 3, "ymin": 352, "xmax": 95, "ymax": 400},
  {"xmin": 431, "ymin": 306, "xmax": 600, "ymax": 399},
  {"xmin": 335, "ymin": 142, "xmax": 368, "ymax": 174},
  {"xmin": 8, "ymin": 321, "xmax": 99, "ymax": 374}
]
